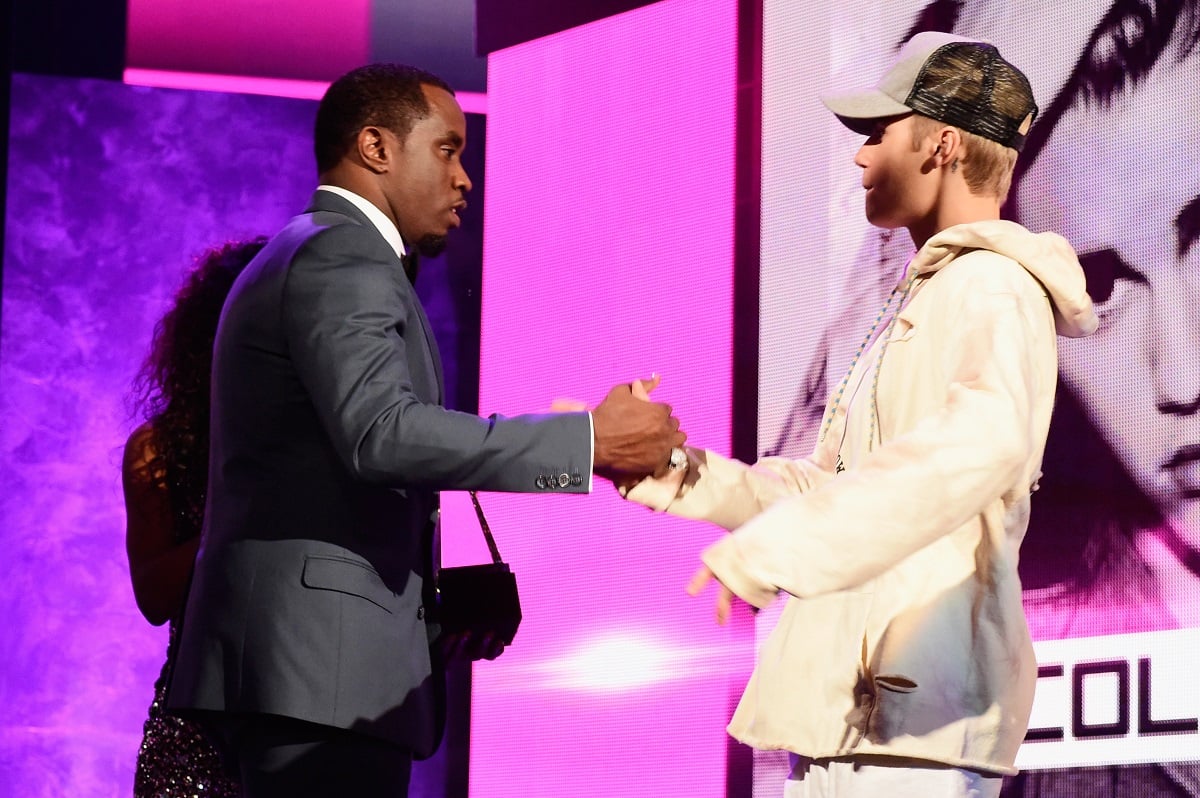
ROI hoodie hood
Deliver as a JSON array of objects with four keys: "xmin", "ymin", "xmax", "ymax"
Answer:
[{"xmin": 906, "ymin": 220, "xmax": 1099, "ymax": 338}]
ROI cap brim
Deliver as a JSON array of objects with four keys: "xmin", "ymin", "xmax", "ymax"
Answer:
[{"xmin": 820, "ymin": 89, "xmax": 912, "ymax": 135}]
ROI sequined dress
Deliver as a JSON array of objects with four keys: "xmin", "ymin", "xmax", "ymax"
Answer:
[
  {"xmin": 134, "ymin": 622, "xmax": 239, "ymax": 797},
  {"xmin": 133, "ymin": 456, "xmax": 240, "ymax": 797}
]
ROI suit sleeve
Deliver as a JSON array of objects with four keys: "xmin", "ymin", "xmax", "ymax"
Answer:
[
  {"xmin": 703, "ymin": 256, "xmax": 1052, "ymax": 608},
  {"xmin": 281, "ymin": 223, "xmax": 591, "ymax": 492}
]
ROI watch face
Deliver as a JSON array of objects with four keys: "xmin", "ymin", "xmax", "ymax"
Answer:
[{"xmin": 669, "ymin": 447, "xmax": 688, "ymax": 470}]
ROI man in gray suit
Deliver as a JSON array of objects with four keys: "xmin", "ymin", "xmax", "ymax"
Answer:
[{"xmin": 167, "ymin": 64, "xmax": 684, "ymax": 796}]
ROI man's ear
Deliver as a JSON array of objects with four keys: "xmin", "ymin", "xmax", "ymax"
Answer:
[
  {"xmin": 935, "ymin": 126, "xmax": 963, "ymax": 167},
  {"xmin": 356, "ymin": 126, "xmax": 390, "ymax": 174}
]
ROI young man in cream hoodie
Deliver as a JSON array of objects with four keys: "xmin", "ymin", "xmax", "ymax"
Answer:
[{"xmin": 626, "ymin": 32, "xmax": 1098, "ymax": 797}]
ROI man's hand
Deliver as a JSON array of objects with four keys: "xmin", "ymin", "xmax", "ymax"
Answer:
[
  {"xmin": 592, "ymin": 375, "xmax": 686, "ymax": 481},
  {"xmin": 438, "ymin": 629, "xmax": 506, "ymax": 662},
  {"xmin": 687, "ymin": 564, "xmax": 735, "ymax": 625}
]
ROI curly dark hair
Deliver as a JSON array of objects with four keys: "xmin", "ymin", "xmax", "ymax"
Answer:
[
  {"xmin": 314, "ymin": 63, "xmax": 454, "ymax": 174},
  {"xmin": 130, "ymin": 238, "xmax": 267, "ymax": 538}
]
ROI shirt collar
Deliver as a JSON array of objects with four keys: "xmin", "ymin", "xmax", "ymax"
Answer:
[{"xmin": 315, "ymin": 185, "xmax": 407, "ymax": 261}]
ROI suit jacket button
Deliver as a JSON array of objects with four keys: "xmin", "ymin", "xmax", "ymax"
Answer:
[
  {"xmin": 417, "ymin": 606, "xmax": 425, "ymax": 620},
  {"xmin": 558, "ymin": 473, "xmax": 570, "ymax": 488},
  {"xmin": 571, "ymin": 473, "xmax": 583, "ymax": 486},
  {"xmin": 535, "ymin": 475, "xmax": 547, "ymax": 489}
]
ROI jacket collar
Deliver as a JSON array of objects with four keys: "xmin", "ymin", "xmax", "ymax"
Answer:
[{"xmin": 306, "ymin": 187, "xmax": 408, "ymax": 263}]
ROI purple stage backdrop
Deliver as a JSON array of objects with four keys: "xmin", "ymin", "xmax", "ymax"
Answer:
[
  {"xmin": 0, "ymin": 73, "xmax": 473, "ymax": 796},
  {"xmin": 9, "ymin": 0, "xmax": 1191, "ymax": 795},
  {"xmin": 2, "ymin": 23, "xmax": 747, "ymax": 789},
  {"xmin": 0, "ymin": 74, "xmax": 315, "ymax": 795}
]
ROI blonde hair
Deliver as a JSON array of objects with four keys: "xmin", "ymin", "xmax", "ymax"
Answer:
[{"xmin": 909, "ymin": 114, "xmax": 1019, "ymax": 200}]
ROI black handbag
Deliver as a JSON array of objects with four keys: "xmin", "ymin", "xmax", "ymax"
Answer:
[{"xmin": 433, "ymin": 492, "xmax": 522, "ymax": 649}]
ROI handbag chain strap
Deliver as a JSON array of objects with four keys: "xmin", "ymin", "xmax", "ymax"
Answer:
[{"xmin": 468, "ymin": 491, "xmax": 503, "ymax": 565}]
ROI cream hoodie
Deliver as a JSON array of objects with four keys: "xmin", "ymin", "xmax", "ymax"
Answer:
[{"xmin": 627, "ymin": 220, "xmax": 1097, "ymax": 774}]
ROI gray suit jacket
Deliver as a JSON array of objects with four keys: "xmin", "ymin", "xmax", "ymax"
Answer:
[{"xmin": 167, "ymin": 190, "xmax": 590, "ymax": 757}]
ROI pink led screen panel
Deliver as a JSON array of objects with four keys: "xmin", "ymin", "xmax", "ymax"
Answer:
[
  {"xmin": 439, "ymin": 0, "xmax": 749, "ymax": 794},
  {"xmin": 126, "ymin": 0, "xmax": 369, "ymax": 81}
]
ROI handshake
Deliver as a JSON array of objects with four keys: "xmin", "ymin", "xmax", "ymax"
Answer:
[{"xmin": 586, "ymin": 375, "xmax": 688, "ymax": 483}]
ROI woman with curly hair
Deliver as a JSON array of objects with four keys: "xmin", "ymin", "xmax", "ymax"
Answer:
[{"xmin": 123, "ymin": 237, "xmax": 266, "ymax": 797}]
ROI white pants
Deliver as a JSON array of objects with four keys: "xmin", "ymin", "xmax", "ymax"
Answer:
[{"xmin": 784, "ymin": 755, "xmax": 1002, "ymax": 798}]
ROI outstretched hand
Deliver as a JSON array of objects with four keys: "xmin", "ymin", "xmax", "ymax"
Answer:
[
  {"xmin": 592, "ymin": 375, "xmax": 686, "ymax": 481},
  {"xmin": 687, "ymin": 564, "xmax": 735, "ymax": 625}
]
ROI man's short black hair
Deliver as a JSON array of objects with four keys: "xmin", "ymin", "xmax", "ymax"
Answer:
[{"xmin": 314, "ymin": 63, "xmax": 454, "ymax": 174}]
